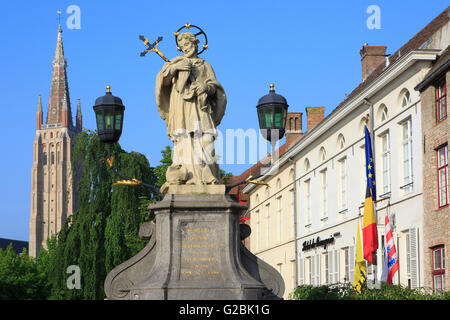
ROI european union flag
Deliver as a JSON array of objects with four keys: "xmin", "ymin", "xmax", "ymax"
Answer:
[{"xmin": 365, "ymin": 125, "xmax": 376, "ymax": 201}]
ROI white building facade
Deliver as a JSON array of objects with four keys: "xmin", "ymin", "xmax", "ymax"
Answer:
[{"xmin": 242, "ymin": 11, "xmax": 449, "ymax": 299}]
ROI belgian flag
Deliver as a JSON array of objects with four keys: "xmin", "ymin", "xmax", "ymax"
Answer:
[
  {"xmin": 363, "ymin": 185, "xmax": 378, "ymax": 264},
  {"xmin": 363, "ymin": 125, "xmax": 378, "ymax": 264}
]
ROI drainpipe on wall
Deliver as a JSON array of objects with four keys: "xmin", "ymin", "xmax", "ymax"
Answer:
[{"xmin": 288, "ymin": 157, "xmax": 298, "ymax": 288}]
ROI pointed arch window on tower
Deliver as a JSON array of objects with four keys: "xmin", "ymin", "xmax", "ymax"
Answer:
[{"xmin": 51, "ymin": 152, "xmax": 55, "ymax": 165}]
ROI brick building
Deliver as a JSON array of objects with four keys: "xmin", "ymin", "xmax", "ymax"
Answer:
[
  {"xmin": 29, "ymin": 25, "xmax": 82, "ymax": 257},
  {"xmin": 415, "ymin": 46, "xmax": 449, "ymax": 291}
]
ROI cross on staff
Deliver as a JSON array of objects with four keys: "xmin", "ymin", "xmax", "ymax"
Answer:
[{"xmin": 139, "ymin": 35, "xmax": 169, "ymax": 62}]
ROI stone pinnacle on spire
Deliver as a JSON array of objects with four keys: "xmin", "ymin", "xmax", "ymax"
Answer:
[
  {"xmin": 36, "ymin": 94, "xmax": 43, "ymax": 130},
  {"xmin": 37, "ymin": 94, "xmax": 43, "ymax": 113},
  {"xmin": 53, "ymin": 24, "xmax": 66, "ymax": 67},
  {"xmin": 76, "ymin": 98, "xmax": 82, "ymax": 132},
  {"xmin": 76, "ymin": 98, "xmax": 82, "ymax": 116}
]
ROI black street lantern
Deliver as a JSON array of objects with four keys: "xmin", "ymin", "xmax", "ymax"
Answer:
[
  {"xmin": 93, "ymin": 85, "xmax": 125, "ymax": 144},
  {"xmin": 256, "ymin": 83, "xmax": 289, "ymax": 143}
]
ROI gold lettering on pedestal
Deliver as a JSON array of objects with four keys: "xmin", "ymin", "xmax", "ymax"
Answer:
[{"xmin": 180, "ymin": 222, "xmax": 220, "ymax": 280}]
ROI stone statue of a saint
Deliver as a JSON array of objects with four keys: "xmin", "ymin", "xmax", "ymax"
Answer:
[{"xmin": 155, "ymin": 32, "xmax": 226, "ymax": 193}]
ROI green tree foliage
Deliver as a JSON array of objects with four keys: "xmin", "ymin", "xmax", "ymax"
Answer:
[
  {"xmin": 153, "ymin": 145, "xmax": 172, "ymax": 188},
  {"xmin": 0, "ymin": 244, "xmax": 49, "ymax": 299},
  {"xmin": 288, "ymin": 283, "xmax": 449, "ymax": 300},
  {"xmin": 40, "ymin": 132, "xmax": 158, "ymax": 300}
]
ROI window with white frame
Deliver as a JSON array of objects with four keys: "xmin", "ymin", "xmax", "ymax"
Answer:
[
  {"xmin": 319, "ymin": 147, "xmax": 326, "ymax": 162},
  {"xmin": 304, "ymin": 179, "xmax": 311, "ymax": 226},
  {"xmin": 436, "ymin": 78, "xmax": 447, "ymax": 123},
  {"xmin": 324, "ymin": 252, "xmax": 329, "ymax": 285},
  {"xmin": 381, "ymin": 132, "xmax": 391, "ymax": 195},
  {"xmin": 277, "ymin": 196, "xmax": 282, "ymax": 243},
  {"xmin": 360, "ymin": 145, "xmax": 367, "ymax": 202},
  {"xmin": 320, "ymin": 169, "xmax": 328, "ymax": 221},
  {"xmin": 432, "ymin": 246, "xmax": 445, "ymax": 292},
  {"xmin": 379, "ymin": 104, "xmax": 388, "ymax": 122},
  {"xmin": 304, "ymin": 158, "xmax": 310, "ymax": 172},
  {"xmin": 437, "ymin": 145, "xmax": 449, "ymax": 208},
  {"xmin": 290, "ymin": 260, "xmax": 296, "ymax": 289},
  {"xmin": 338, "ymin": 158, "xmax": 347, "ymax": 212},
  {"xmin": 343, "ymin": 248, "xmax": 349, "ymax": 282},
  {"xmin": 330, "ymin": 250, "xmax": 339, "ymax": 284},
  {"xmin": 401, "ymin": 90, "xmax": 411, "ymax": 108},
  {"xmin": 307, "ymin": 257, "xmax": 312, "ymax": 284},
  {"xmin": 406, "ymin": 231, "xmax": 411, "ymax": 276},
  {"xmin": 401, "ymin": 119, "xmax": 413, "ymax": 193},
  {"xmin": 337, "ymin": 134, "xmax": 345, "ymax": 150},
  {"xmin": 342, "ymin": 246, "xmax": 355, "ymax": 283}
]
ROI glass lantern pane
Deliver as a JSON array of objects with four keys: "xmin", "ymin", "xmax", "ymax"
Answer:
[
  {"xmin": 274, "ymin": 110, "xmax": 282, "ymax": 127},
  {"xmin": 265, "ymin": 109, "xmax": 273, "ymax": 127},
  {"xmin": 105, "ymin": 111, "xmax": 113, "ymax": 129},
  {"xmin": 96, "ymin": 113, "xmax": 104, "ymax": 131},
  {"xmin": 257, "ymin": 109, "xmax": 265, "ymax": 129},
  {"xmin": 115, "ymin": 113, "xmax": 122, "ymax": 130}
]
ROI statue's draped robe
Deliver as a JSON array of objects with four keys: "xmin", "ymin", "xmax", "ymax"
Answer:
[{"xmin": 155, "ymin": 56, "xmax": 226, "ymax": 186}]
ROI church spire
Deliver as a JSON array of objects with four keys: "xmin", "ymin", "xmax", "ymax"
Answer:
[{"xmin": 46, "ymin": 24, "xmax": 73, "ymax": 128}]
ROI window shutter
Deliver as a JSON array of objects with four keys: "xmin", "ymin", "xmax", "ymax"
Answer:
[
  {"xmin": 311, "ymin": 255, "xmax": 316, "ymax": 285},
  {"xmin": 316, "ymin": 254, "xmax": 321, "ymax": 285},
  {"xmin": 329, "ymin": 251, "xmax": 334, "ymax": 284},
  {"xmin": 333, "ymin": 250, "xmax": 340, "ymax": 284},
  {"xmin": 349, "ymin": 245, "xmax": 355, "ymax": 283},
  {"xmin": 299, "ymin": 257, "xmax": 304, "ymax": 285},
  {"xmin": 409, "ymin": 227, "xmax": 419, "ymax": 288}
]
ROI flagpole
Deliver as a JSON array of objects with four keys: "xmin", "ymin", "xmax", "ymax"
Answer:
[{"xmin": 366, "ymin": 111, "xmax": 378, "ymax": 288}]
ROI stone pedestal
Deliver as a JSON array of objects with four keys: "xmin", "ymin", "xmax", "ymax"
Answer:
[{"xmin": 104, "ymin": 193, "xmax": 284, "ymax": 300}]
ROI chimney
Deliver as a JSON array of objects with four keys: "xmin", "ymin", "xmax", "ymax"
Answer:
[
  {"xmin": 360, "ymin": 43, "xmax": 387, "ymax": 81},
  {"xmin": 286, "ymin": 112, "xmax": 303, "ymax": 148},
  {"xmin": 306, "ymin": 107, "xmax": 325, "ymax": 131}
]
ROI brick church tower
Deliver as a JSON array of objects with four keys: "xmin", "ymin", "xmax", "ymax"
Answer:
[{"xmin": 29, "ymin": 25, "xmax": 82, "ymax": 257}]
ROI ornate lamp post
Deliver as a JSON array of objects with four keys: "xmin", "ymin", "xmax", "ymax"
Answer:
[
  {"xmin": 256, "ymin": 83, "xmax": 289, "ymax": 163},
  {"xmin": 93, "ymin": 85, "xmax": 158, "ymax": 191},
  {"xmin": 93, "ymin": 85, "xmax": 125, "ymax": 144}
]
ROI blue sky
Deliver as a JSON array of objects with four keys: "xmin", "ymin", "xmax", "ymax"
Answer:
[{"xmin": 0, "ymin": 1, "xmax": 448, "ymax": 241}]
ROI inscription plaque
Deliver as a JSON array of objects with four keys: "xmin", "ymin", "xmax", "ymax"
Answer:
[{"xmin": 179, "ymin": 221, "xmax": 221, "ymax": 280}]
